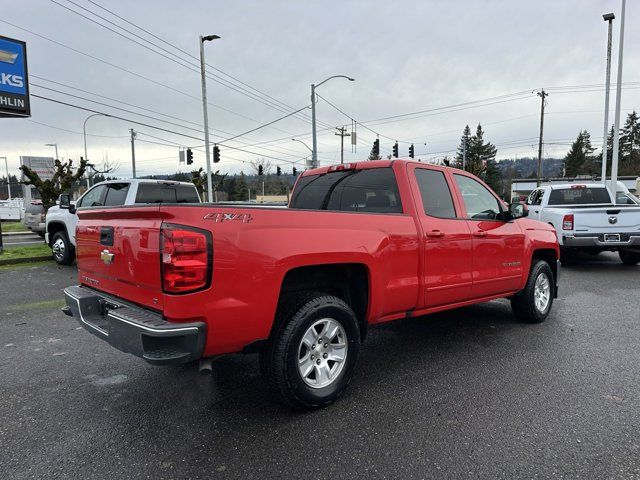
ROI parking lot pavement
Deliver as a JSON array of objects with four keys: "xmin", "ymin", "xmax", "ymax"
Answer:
[{"xmin": 1, "ymin": 254, "xmax": 639, "ymax": 479}]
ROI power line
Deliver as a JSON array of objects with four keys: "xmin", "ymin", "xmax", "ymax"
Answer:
[
  {"xmin": 29, "ymin": 82, "xmax": 309, "ymax": 159},
  {"xmin": 30, "ymin": 94, "xmax": 305, "ymax": 166},
  {"xmin": 27, "ymin": 118, "xmax": 127, "ymax": 138},
  {"xmin": 49, "ymin": 0, "xmax": 330, "ymax": 129},
  {"xmin": 86, "ymin": 0, "xmax": 314, "ymax": 120}
]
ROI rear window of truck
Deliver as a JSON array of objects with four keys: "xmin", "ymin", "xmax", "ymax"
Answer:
[
  {"xmin": 548, "ymin": 187, "xmax": 611, "ymax": 205},
  {"xmin": 135, "ymin": 184, "xmax": 200, "ymax": 204},
  {"xmin": 290, "ymin": 167, "xmax": 403, "ymax": 213}
]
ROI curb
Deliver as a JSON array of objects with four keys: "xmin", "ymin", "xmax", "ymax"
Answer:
[
  {"xmin": 1, "ymin": 231, "xmax": 37, "ymax": 236},
  {"xmin": 0, "ymin": 255, "xmax": 52, "ymax": 266}
]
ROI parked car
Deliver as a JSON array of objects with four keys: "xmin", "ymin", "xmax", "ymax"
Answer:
[
  {"xmin": 525, "ymin": 182, "xmax": 640, "ymax": 265},
  {"xmin": 62, "ymin": 160, "xmax": 560, "ymax": 409},
  {"xmin": 23, "ymin": 200, "xmax": 45, "ymax": 237},
  {"xmin": 46, "ymin": 179, "xmax": 201, "ymax": 265}
]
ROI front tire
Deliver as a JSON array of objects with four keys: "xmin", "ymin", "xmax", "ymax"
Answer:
[
  {"xmin": 51, "ymin": 231, "xmax": 75, "ymax": 265},
  {"xmin": 511, "ymin": 260, "xmax": 555, "ymax": 323},
  {"xmin": 619, "ymin": 249, "xmax": 640, "ymax": 266},
  {"xmin": 260, "ymin": 293, "xmax": 361, "ymax": 410}
]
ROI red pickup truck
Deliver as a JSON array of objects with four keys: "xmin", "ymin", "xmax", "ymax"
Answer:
[{"xmin": 63, "ymin": 160, "xmax": 560, "ymax": 409}]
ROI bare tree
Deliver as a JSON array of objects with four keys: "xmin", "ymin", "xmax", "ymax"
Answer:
[{"xmin": 249, "ymin": 158, "xmax": 273, "ymax": 176}]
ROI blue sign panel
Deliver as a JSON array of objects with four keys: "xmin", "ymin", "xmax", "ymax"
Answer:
[{"xmin": 0, "ymin": 35, "xmax": 30, "ymax": 117}]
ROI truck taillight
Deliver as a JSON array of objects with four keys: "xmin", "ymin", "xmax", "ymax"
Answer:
[
  {"xmin": 562, "ymin": 214, "xmax": 574, "ymax": 230},
  {"xmin": 161, "ymin": 224, "xmax": 212, "ymax": 294}
]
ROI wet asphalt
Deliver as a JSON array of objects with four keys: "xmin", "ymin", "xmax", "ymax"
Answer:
[{"xmin": 0, "ymin": 253, "xmax": 639, "ymax": 479}]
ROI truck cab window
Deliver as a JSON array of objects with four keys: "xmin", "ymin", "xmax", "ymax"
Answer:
[
  {"xmin": 454, "ymin": 174, "xmax": 501, "ymax": 220},
  {"xmin": 103, "ymin": 183, "xmax": 130, "ymax": 206},
  {"xmin": 527, "ymin": 189, "xmax": 543, "ymax": 206},
  {"xmin": 414, "ymin": 169, "xmax": 457, "ymax": 218},
  {"xmin": 291, "ymin": 168, "xmax": 402, "ymax": 213},
  {"xmin": 77, "ymin": 185, "xmax": 106, "ymax": 208}
]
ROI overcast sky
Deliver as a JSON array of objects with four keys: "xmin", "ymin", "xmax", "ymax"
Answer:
[{"xmin": 2, "ymin": 0, "xmax": 639, "ymax": 178}]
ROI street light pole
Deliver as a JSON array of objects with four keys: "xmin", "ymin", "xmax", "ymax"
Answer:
[
  {"xmin": 601, "ymin": 13, "xmax": 615, "ymax": 184},
  {"xmin": 310, "ymin": 75, "xmax": 355, "ymax": 169},
  {"xmin": 83, "ymin": 113, "xmax": 104, "ymax": 188},
  {"xmin": 45, "ymin": 143, "xmax": 59, "ymax": 160},
  {"xmin": 199, "ymin": 34, "xmax": 221, "ymax": 202},
  {"xmin": 610, "ymin": 0, "xmax": 626, "ymax": 202}
]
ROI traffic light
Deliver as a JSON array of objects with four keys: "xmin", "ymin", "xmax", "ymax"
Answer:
[
  {"xmin": 186, "ymin": 148, "xmax": 193, "ymax": 165},
  {"xmin": 276, "ymin": 166, "xmax": 282, "ymax": 176},
  {"xmin": 392, "ymin": 142, "xmax": 399, "ymax": 158},
  {"xmin": 258, "ymin": 164, "xmax": 264, "ymax": 176},
  {"xmin": 409, "ymin": 144, "xmax": 415, "ymax": 158},
  {"xmin": 292, "ymin": 167, "xmax": 298, "ymax": 176},
  {"xmin": 372, "ymin": 139, "xmax": 380, "ymax": 158},
  {"xmin": 213, "ymin": 145, "xmax": 220, "ymax": 163}
]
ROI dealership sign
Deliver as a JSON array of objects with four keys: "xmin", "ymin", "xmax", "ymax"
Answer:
[{"xmin": 0, "ymin": 35, "xmax": 30, "ymax": 117}]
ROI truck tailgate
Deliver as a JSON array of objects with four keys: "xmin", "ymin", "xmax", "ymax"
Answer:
[
  {"xmin": 574, "ymin": 206, "xmax": 640, "ymax": 233},
  {"xmin": 76, "ymin": 206, "xmax": 164, "ymax": 310}
]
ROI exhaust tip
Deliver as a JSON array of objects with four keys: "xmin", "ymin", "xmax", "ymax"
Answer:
[{"xmin": 198, "ymin": 358, "xmax": 213, "ymax": 375}]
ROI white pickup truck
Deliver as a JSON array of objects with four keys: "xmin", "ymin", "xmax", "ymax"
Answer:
[
  {"xmin": 525, "ymin": 182, "xmax": 640, "ymax": 265},
  {"xmin": 45, "ymin": 179, "xmax": 201, "ymax": 265}
]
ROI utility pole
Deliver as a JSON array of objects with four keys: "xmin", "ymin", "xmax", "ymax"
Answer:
[
  {"xmin": 335, "ymin": 126, "xmax": 351, "ymax": 164},
  {"xmin": 462, "ymin": 138, "xmax": 467, "ymax": 170},
  {"xmin": 601, "ymin": 13, "xmax": 615, "ymax": 184},
  {"xmin": 129, "ymin": 128, "xmax": 137, "ymax": 178},
  {"xmin": 610, "ymin": 0, "xmax": 626, "ymax": 202},
  {"xmin": 536, "ymin": 89, "xmax": 548, "ymax": 187},
  {"xmin": 199, "ymin": 34, "xmax": 221, "ymax": 203},
  {"xmin": 1, "ymin": 156, "xmax": 10, "ymax": 200}
]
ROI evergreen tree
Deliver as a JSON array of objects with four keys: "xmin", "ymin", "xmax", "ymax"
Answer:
[
  {"xmin": 482, "ymin": 158, "xmax": 502, "ymax": 194},
  {"xmin": 236, "ymin": 172, "xmax": 249, "ymax": 201},
  {"xmin": 564, "ymin": 130, "xmax": 595, "ymax": 177},
  {"xmin": 454, "ymin": 125, "xmax": 472, "ymax": 169},
  {"xmin": 467, "ymin": 124, "xmax": 498, "ymax": 177},
  {"xmin": 620, "ymin": 111, "xmax": 640, "ymax": 160}
]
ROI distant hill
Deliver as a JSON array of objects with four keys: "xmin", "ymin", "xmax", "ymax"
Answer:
[{"xmin": 497, "ymin": 157, "xmax": 564, "ymax": 179}]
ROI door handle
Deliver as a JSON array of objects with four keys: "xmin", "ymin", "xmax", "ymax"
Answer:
[
  {"xmin": 473, "ymin": 231, "xmax": 487, "ymax": 237},
  {"xmin": 426, "ymin": 230, "xmax": 445, "ymax": 238}
]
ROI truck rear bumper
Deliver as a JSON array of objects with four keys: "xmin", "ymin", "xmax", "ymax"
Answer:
[
  {"xmin": 562, "ymin": 233, "xmax": 640, "ymax": 248},
  {"xmin": 63, "ymin": 285, "xmax": 206, "ymax": 365}
]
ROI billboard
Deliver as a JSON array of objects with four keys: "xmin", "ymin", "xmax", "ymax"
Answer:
[
  {"xmin": 20, "ymin": 157, "xmax": 55, "ymax": 204},
  {"xmin": 0, "ymin": 35, "xmax": 30, "ymax": 117}
]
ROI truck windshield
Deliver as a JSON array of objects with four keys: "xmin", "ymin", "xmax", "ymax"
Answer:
[
  {"xmin": 290, "ymin": 167, "xmax": 402, "ymax": 213},
  {"xmin": 548, "ymin": 187, "xmax": 611, "ymax": 205}
]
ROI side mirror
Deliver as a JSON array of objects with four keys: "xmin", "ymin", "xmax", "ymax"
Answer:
[
  {"xmin": 508, "ymin": 202, "xmax": 528, "ymax": 219},
  {"xmin": 59, "ymin": 194, "xmax": 71, "ymax": 209}
]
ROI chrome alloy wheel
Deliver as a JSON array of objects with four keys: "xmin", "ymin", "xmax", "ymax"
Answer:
[
  {"xmin": 52, "ymin": 238, "xmax": 66, "ymax": 261},
  {"xmin": 534, "ymin": 272, "xmax": 551, "ymax": 313},
  {"xmin": 297, "ymin": 318, "xmax": 348, "ymax": 389}
]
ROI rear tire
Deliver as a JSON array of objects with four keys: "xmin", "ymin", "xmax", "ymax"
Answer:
[
  {"xmin": 51, "ymin": 231, "xmax": 75, "ymax": 265},
  {"xmin": 511, "ymin": 260, "xmax": 555, "ymax": 324},
  {"xmin": 260, "ymin": 293, "xmax": 360, "ymax": 410},
  {"xmin": 619, "ymin": 249, "xmax": 640, "ymax": 266}
]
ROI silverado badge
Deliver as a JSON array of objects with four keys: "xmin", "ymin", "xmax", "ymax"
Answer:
[{"xmin": 100, "ymin": 249, "xmax": 114, "ymax": 265}]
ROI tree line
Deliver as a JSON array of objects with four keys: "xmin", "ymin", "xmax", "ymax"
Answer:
[{"xmin": 565, "ymin": 111, "xmax": 640, "ymax": 177}]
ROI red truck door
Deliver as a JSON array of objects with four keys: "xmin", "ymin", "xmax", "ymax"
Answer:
[
  {"xmin": 451, "ymin": 173, "xmax": 525, "ymax": 298},
  {"xmin": 409, "ymin": 165, "xmax": 473, "ymax": 307}
]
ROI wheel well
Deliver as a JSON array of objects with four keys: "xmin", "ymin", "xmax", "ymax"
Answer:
[
  {"xmin": 46, "ymin": 222, "xmax": 67, "ymax": 246},
  {"xmin": 278, "ymin": 263, "xmax": 369, "ymax": 340},
  {"xmin": 532, "ymin": 249, "xmax": 558, "ymax": 282}
]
